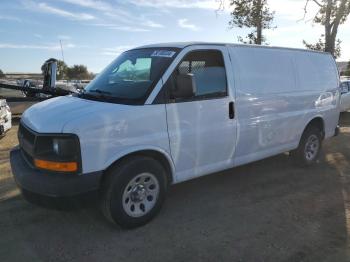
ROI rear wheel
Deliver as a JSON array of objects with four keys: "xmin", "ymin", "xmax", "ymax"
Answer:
[
  {"xmin": 290, "ymin": 126, "xmax": 323, "ymax": 167},
  {"xmin": 100, "ymin": 156, "xmax": 167, "ymax": 229}
]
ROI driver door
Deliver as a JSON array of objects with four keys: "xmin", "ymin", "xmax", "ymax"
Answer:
[{"xmin": 164, "ymin": 46, "xmax": 237, "ymax": 182}]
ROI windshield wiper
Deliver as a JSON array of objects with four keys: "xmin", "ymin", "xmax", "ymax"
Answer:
[
  {"xmin": 88, "ymin": 89, "xmax": 112, "ymax": 95},
  {"xmin": 79, "ymin": 88, "xmax": 114, "ymax": 101}
]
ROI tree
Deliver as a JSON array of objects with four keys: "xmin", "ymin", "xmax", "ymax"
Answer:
[
  {"xmin": 40, "ymin": 60, "xmax": 94, "ymax": 80},
  {"xmin": 341, "ymin": 60, "xmax": 350, "ymax": 76},
  {"xmin": 66, "ymin": 65, "xmax": 91, "ymax": 80},
  {"xmin": 228, "ymin": 0, "xmax": 275, "ymax": 44},
  {"xmin": 56, "ymin": 60, "xmax": 68, "ymax": 80},
  {"xmin": 303, "ymin": 38, "xmax": 342, "ymax": 58},
  {"xmin": 303, "ymin": 0, "xmax": 350, "ymax": 58},
  {"xmin": 41, "ymin": 60, "xmax": 68, "ymax": 80},
  {"xmin": 0, "ymin": 69, "xmax": 5, "ymax": 79}
]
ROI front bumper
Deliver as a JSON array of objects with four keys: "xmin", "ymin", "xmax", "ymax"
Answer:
[{"xmin": 10, "ymin": 147, "xmax": 102, "ymax": 197}]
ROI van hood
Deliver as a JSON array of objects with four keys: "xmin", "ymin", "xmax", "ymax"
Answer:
[{"xmin": 21, "ymin": 96, "xmax": 112, "ymax": 133}]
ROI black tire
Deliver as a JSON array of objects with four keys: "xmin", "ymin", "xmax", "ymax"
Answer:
[
  {"xmin": 100, "ymin": 156, "xmax": 168, "ymax": 229},
  {"xmin": 290, "ymin": 125, "xmax": 323, "ymax": 167}
]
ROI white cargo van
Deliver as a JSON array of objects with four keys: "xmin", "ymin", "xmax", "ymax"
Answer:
[{"xmin": 11, "ymin": 43, "xmax": 340, "ymax": 228}]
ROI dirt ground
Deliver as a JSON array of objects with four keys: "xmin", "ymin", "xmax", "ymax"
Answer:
[{"xmin": 2, "ymin": 115, "xmax": 350, "ymax": 262}]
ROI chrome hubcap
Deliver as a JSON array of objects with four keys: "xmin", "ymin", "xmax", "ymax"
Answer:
[
  {"xmin": 122, "ymin": 173, "xmax": 159, "ymax": 218},
  {"xmin": 304, "ymin": 134, "xmax": 320, "ymax": 161},
  {"xmin": 130, "ymin": 185, "xmax": 147, "ymax": 202}
]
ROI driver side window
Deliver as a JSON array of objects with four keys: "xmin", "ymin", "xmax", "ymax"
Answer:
[{"xmin": 164, "ymin": 49, "xmax": 228, "ymax": 102}]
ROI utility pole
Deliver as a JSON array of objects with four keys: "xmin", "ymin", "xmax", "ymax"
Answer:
[{"xmin": 59, "ymin": 40, "xmax": 65, "ymax": 62}]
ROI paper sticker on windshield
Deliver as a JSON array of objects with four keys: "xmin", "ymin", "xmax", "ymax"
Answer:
[{"xmin": 151, "ymin": 50, "xmax": 176, "ymax": 58}]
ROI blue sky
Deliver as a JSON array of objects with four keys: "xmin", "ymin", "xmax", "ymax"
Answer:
[{"xmin": 0, "ymin": 0, "xmax": 349, "ymax": 73}]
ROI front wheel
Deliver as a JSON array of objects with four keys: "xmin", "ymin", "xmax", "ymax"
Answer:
[
  {"xmin": 290, "ymin": 126, "xmax": 322, "ymax": 167},
  {"xmin": 100, "ymin": 156, "xmax": 167, "ymax": 229}
]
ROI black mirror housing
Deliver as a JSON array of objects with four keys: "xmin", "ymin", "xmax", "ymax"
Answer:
[
  {"xmin": 171, "ymin": 73, "xmax": 196, "ymax": 99},
  {"xmin": 43, "ymin": 58, "xmax": 58, "ymax": 91}
]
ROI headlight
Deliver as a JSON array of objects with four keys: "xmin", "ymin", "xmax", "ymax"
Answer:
[
  {"xmin": 53, "ymin": 139, "xmax": 60, "ymax": 155},
  {"xmin": 51, "ymin": 137, "xmax": 79, "ymax": 158},
  {"xmin": 34, "ymin": 135, "xmax": 81, "ymax": 173}
]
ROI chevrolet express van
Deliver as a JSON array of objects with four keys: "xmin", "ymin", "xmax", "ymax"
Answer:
[{"xmin": 10, "ymin": 43, "xmax": 340, "ymax": 228}]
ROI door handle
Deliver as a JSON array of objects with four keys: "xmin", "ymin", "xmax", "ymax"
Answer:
[{"xmin": 229, "ymin": 101, "xmax": 235, "ymax": 119}]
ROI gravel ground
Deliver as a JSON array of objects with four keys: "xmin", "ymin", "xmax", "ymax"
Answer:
[{"xmin": 1, "ymin": 115, "xmax": 350, "ymax": 262}]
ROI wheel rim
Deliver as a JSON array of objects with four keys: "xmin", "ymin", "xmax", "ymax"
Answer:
[
  {"xmin": 304, "ymin": 134, "xmax": 320, "ymax": 161},
  {"xmin": 122, "ymin": 173, "xmax": 159, "ymax": 218}
]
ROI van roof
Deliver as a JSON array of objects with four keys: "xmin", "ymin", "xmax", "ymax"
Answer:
[{"xmin": 134, "ymin": 42, "xmax": 331, "ymax": 56}]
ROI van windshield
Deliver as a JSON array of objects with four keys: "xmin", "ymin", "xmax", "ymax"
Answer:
[{"xmin": 81, "ymin": 48, "xmax": 179, "ymax": 104}]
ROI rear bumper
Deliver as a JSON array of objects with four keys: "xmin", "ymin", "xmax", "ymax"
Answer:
[{"xmin": 10, "ymin": 147, "xmax": 102, "ymax": 197}]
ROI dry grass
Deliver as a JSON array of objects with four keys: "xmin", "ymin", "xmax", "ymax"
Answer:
[{"xmin": 0, "ymin": 119, "xmax": 19, "ymax": 200}]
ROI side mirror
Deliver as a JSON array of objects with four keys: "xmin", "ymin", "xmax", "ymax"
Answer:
[
  {"xmin": 171, "ymin": 73, "xmax": 196, "ymax": 99},
  {"xmin": 43, "ymin": 58, "xmax": 57, "ymax": 90}
]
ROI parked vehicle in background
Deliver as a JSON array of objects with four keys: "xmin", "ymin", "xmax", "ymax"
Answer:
[
  {"xmin": 52, "ymin": 80, "xmax": 90, "ymax": 94},
  {"xmin": 56, "ymin": 80, "xmax": 78, "ymax": 93},
  {"xmin": 0, "ymin": 99, "xmax": 12, "ymax": 136},
  {"xmin": 0, "ymin": 84, "xmax": 46, "ymax": 116},
  {"xmin": 0, "ymin": 59, "xmax": 79, "ymax": 115},
  {"xmin": 10, "ymin": 42, "xmax": 340, "ymax": 228},
  {"xmin": 340, "ymin": 80, "xmax": 350, "ymax": 112}
]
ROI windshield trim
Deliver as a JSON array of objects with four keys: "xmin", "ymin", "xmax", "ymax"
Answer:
[{"xmin": 80, "ymin": 47, "xmax": 181, "ymax": 105}]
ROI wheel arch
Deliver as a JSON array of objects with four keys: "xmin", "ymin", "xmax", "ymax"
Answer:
[
  {"xmin": 101, "ymin": 147, "xmax": 175, "ymax": 187},
  {"xmin": 301, "ymin": 116, "xmax": 325, "ymax": 140}
]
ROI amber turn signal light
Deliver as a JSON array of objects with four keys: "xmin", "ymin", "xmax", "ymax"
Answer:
[{"xmin": 34, "ymin": 159, "xmax": 78, "ymax": 172}]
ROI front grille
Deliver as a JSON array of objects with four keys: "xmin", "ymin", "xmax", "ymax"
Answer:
[
  {"xmin": 21, "ymin": 147, "xmax": 34, "ymax": 166},
  {"xmin": 18, "ymin": 123, "xmax": 36, "ymax": 158},
  {"xmin": 19, "ymin": 123, "xmax": 36, "ymax": 144}
]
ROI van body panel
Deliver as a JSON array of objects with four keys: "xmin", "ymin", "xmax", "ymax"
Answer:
[
  {"xmin": 98, "ymin": 145, "xmax": 176, "ymax": 179},
  {"xmin": 293, "ymin": 50, "xmax": 340, "ymax": 140},
  {"xmin": 21, "ymin": 96, "xmax": 101, "ymax": 133},
  {"xmin": 228, "ymin": 46, "xmax": 339, "ymax": 167},
  {"xmin": 62, "ymin": 103, "xmax": 171, "ymax": 174}
]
